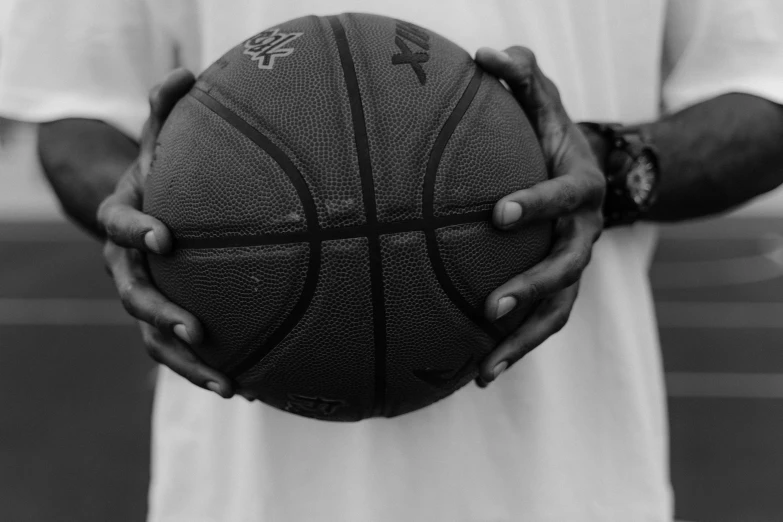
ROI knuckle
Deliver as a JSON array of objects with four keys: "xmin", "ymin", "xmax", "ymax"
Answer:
[
  {"xmin": 505, "ymin": 46, "xmax": 536, "ymax": 81},
  {"xmin": 545, "ymin": 77, "xmax": 563, "ymax": 105},
  {"xmin": 551, "ymin": 308, "xmax": 570, "ymax": 333},
  {"xmin": 575, "ymin": 211, "xmax": 604, "ymax": 243},
  {"xmin": 127, "ymin": 247, "xmax": 145, "ymax": 265},
  {"xmin": 145, "ymin": 342, "xmax": 164, "ymax": 364},
  {"xmin": 150, "ymin": 304, "xmax": 175, "ymax": 331},
  {"xmin": 561, "ymin": 269, "xmax": 580, "ymax": 290},
  {"xmin": 509, "ymin": 46, "xmax": 536, "ymax": 65},
  {"xmin": 96, "ymin": 198, "xmax": 111, "ymax": 226},
  {"xmin": 563, "ymin": 251, "xmax": 588, "ymax": 286},
  {"xmin": 102, "ymin": 241, "xmax": 117, "ymax": 264},
  {"xmin": 119, "ymin": 247, "xmax": 146, "ymax": 275},
  {"xmin": 554, "ymin": 216, "xmax": 574, "ymax": 236},
  {"xmin": 549, "ymin": 120, "xmax": 571, "ymax": 146},
  {"xmin": 138, "ymin": 323, "xmax": 154, "ymax": 343},
  {"xmin": 565, "ymin": 250, "xmax": 583, "ymax": 273},
  {"xmin": 148, "ymin": 85, "xmax": 162, "ymax": 110},
  {"xmin": 117, "ymin": 282, "xmax": 138, "ymax": 311},
  {"xmin": 117, "ymin": 281, "xmax": 133, "ymax": 301},
  {"xmin": 98, "ymin": 202, "xmax": 118, "ymax": 235},
  {"xmin": 120, "ymin": 299, "xmax": 136, "ymax": 318},
  {"xmin": 524, "ymin": 280, "xmax": 543, "ymax": 302},
  {"xmin": 150, "ymin": 310, "xmax": 167, "ymax": 331},
  {"xmin": 103, "ymin": 214, "xmax": 127, "ymax": 243},
  {"xmin": 557, "ymin": 182, "xmax": 580, "ymax": 212},
  {"xmin": 120, "ymin": 226, "xmax": 145, "ymax": 249}
]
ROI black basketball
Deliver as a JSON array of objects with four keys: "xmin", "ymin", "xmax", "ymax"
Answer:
[{"xmin": 144, "ymin": 13, "xmax": 551, "ymax": 421}]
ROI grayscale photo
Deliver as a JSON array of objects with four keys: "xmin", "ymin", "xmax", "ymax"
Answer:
[{"xmin": 1, "ymin": 1, "xmax": 782, "ymax": 521}]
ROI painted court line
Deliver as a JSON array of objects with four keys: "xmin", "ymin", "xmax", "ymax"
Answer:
[
  {"xmin": 651, "ymin": 235, "xmax": 783, "ymax": 288},
  {"xmin": 657, "ymin": 302, "xmax": 783, "ymax": 328},
  {"xmin": 1, "ymin": 298, "xmax": 782, "ymax": 329},
  {"xmin": 0, "ymin": 298, "xmax": 131, "ymax": 325},
  {"xmin": 667, "ymin": 372, "xmax": 783, "ymax": 399}
]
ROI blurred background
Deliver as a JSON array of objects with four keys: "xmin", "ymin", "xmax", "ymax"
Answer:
[
  {"xmin": 2, "ymin": 5, "xmax": 783, "ymax": 522},
  {"xmin": 6, "ymin": 115, "xmax": 783, "ymax": 522}
]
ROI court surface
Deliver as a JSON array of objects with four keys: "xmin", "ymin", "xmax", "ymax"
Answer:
[{"xmin": 1, "ymin": 216, "xmax": 783, "ymax": 521}]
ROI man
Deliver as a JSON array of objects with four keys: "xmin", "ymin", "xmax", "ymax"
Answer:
[{"xmin": 2, "ymin": 1, "xmax": 783, "ymax": 520}]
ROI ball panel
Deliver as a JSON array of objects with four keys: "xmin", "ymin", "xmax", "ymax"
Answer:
[
  {"xmin": 148, "ymin": 243, "xmax": 310, "ymax": 371},
  {"xmin": 196, "ymin": 15, "xmax": 367, "ymax": 230},
  {"xmin": 436, "ymin": 221, "xmax": 551, "ymax": 312},
  {"xmin": 238, "ymin": 238, "xmax": 375, "ymax": 421},
  {"xmin": 145, "ymin": 96, "xmax": 307, "ymax": 240},
  {"xmin": 380, "ymin": 231, "xmax": 494, "ymax": 417},
  {"xmin": 433, "ymin": 74, "xmax": 548, "ymax": 217},
  {"xmin": 342, "ymin": 13, "xmax": 475, "ymax": 223}
]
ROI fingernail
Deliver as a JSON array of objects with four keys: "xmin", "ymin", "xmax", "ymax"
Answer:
[
  {"xmin": 481, "ymin": 47, "xmax": 509, "ymax": 60},
  {"xmin": 492, "ymin": 361, "xmax": 509, "ymax": 379},
  {"xmin": 206, "ymin": 381, "xmax": 223, "ymax": 396},
  {"xmin": 495, "ymin": 296, "xmax": 517, "ymax": 320},
  {"xmin": 144, "ymin": 230, "xmax": 161, "ymax": 253},
  {"xmin": 173, "ymin": 324, "xmax": 191, "ymax": 345},
  {"xmin": 501, "ymin": 202, "xmax": 522, "ymax": 226}
]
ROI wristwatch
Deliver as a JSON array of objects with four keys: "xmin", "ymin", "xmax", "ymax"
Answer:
[{"xmin": 579, "ymin": 122, "xmax": 661, "ymax": 228}]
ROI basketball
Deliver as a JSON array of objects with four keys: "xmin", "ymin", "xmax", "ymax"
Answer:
[{"xmin": 143, "ymin": 13, "xmax": 551, "ymax": 421}]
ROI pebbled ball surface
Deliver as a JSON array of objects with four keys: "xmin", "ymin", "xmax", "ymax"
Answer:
[
  {"xmin": 196, "ymin": 15, "xmax": 365, "ymax": 230},
  {"xmin": 342, "ymin": 15, "xmax": 474, "ymax": 223},
  {"xmin": 433, "ymin": 74, "xmax": 546, "ymax": 217},
  {"xmin": 238, "ymin": 238, "xmax": 375, "ymax": 422},
  {"xmin": 144, "ymin": 13, "xmax": 551, "ymax": 421},
  {"xmin": 380, "ymin": 231, "xmax": 493, "ymax": 417},
  {"xmin": 436, "ymin": 222, "xmax": 551, "ymax": 312},
  {"xmin": 149, "ymin": 244, "xmax": 310, "ymax": 370},
  {"xmin": 147, "ymin": 96, "xmax": 307, "ymax": 239}
]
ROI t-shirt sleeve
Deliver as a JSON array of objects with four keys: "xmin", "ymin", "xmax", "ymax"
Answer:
[
  {"xmin": 662, "ymin": 0, "xmax": 783, "ymax": 113},
  {"xmin": 0, "ymin": 0, "xmax": 175, "ymax": 140}
]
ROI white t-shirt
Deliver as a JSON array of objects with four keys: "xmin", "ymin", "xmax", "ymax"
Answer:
[{"xmin": 2, "ymin": 1, "xmax": 783, "ymax": 521}]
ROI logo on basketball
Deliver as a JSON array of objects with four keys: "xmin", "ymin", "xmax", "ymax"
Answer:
[
  {"xmin": 392, "ymin": 20, "xmax": 430, "ymax": 85},
  {"xmin": 243, "ymin": 28, "xmax": 303, "ymax": 69},
  {"xmin": 285, "ymin": 394, "xmax": 346, "ymax": 417},
  {"xmin": 413, "ymin": 356, "xmax": 476, "ymax": 389}
]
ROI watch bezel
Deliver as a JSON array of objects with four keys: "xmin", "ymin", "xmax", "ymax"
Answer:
[
  {"xmin": 626, "ymin": 146, "xmax": 659, "ymax": 210},
  {"xmin": 579, "ymin": 121, "xmax": 661, "ymax": 227}
]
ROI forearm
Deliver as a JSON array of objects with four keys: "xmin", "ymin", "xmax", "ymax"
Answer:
[
  {"xmin": 644, "ymin": 93, "xmax": 783, "ymax": 221},
  {"xmin": 38, "ymin": 119, "xmax": 138, "ymax": 237}
]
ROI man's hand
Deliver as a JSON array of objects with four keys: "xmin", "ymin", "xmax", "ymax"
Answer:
[
  {"xmin": 475, "ymin": 47, "xmax": 605, "ymax": 386},
  {"xmin": 97, "ymin": 69, "xmax": 237, "ymax": 399}
]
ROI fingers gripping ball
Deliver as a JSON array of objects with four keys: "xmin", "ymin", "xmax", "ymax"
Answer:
[{"xmin": 143, "ymin": 14, "xmax": 551, "ymax": 421}]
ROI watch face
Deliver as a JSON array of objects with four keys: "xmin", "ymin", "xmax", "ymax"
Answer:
[{"xmin": 626, "ymin": 154, "xmax": 657, "ymax": 207}]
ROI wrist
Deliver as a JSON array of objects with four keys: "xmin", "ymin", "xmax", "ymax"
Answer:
[
  {"xmin": 577, "ymin": 122, "xmax": 611, "ymax": 173},
  {"xmin": 577, "ymin": 122, "xmax": 661, "ymax": 228}
]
